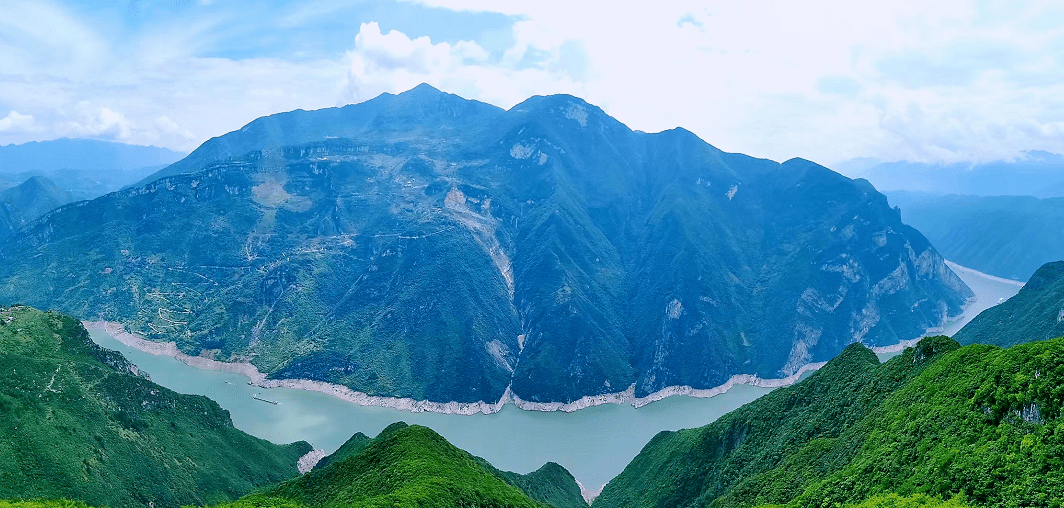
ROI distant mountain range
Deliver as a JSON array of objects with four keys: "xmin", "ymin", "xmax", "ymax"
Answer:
[
  {"xmin": 886, "ymin": 191, "xmax": 1064, "ymax": 281},
  {"xmin": 0, "ymin": 176, "xmax": 72, "ymax": 242},
  {"xmin": 0, "ymin": 85, "xmax": 971, "ymax": 406},
  {"xmin": 0, "ymin": 138, "xmax": 184, "ymax": 200},
  {"xmin": 838, "ymin": 151, "xmax": 1064, "ymax": 198}
]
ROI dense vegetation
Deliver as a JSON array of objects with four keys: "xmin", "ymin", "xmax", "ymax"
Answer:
[
  {"xmin": 954, "ymin": 261, "xmax": 1064, "ymax": 348},
  {"xmin": 886, "ymin": 191, "xmax": 1064, "ymax": 281},
  {"xmin": 228, "ymin": 422, "xmax": 559, "ymax": 508},
  {"xmin": 596, "ymin": 334, "xmax": 1064, "ymax": 507},
  {"xmin": 0, "ymin": 85, "xmax": 970, "ymax": 404},
  {"xmin": 0, "ymin": 306, "xmax": 311, "ymax": 508},
  {"xmin": 477, "ymin": 459, "xmax": 588, "ymax": 508}
]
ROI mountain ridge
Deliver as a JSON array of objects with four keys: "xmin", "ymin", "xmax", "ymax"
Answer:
[{"xmin": 0, "ymin": 85, "xmax": 972, "ymax": 405}]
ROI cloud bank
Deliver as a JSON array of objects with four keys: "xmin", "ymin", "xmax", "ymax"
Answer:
[{"xmin": 2, "ymin": 0, "xmax": 1063, "ymax": 166}]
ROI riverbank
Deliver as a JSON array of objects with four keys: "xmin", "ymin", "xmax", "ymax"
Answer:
[
  {"xmin": 84, "ymin": 259, "xmax": 1016, "ymax": 416},
  {"xmin": 83, "ymin": 320, "xmax": 834, "ymax": 415}
]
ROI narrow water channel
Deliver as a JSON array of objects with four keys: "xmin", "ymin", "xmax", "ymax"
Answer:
[{"xmin": 87, "ymin": 261, "xmax": 1021, "ymax": 493}]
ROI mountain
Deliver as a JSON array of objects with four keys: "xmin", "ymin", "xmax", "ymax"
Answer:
[
  {"xmin": 308, "ymin": 425, "xmax": 587, "ymax": 507},
  {"xmin": 0, "ymin": 85, "xmax": 971, "ymax": 406},
  {"xmin": 954, "ymin": 261, "xmax": 1064, "ymax": 347},
  {"xmin": 886, "ymin": 191, "xmax": 1064, "ymax": 281},
  {"xmin": 838, "ymin": 150, "xmax": 1064, "ymax": 198},
  {"xmin": 0, "ymin": 138, "xmax": 184, "ymax": 200},
  {"xmin": 0, "ymin": 176, "xmax": 74, "ymax": 242},
  {"xmin": 477, "ymin": 459, "xmax": 588, "ymax": 508},
  {"xmin": 231, "ymin": 422, "xmax": 573, "ymax": 508},
  {"xmin": 595, "ymin": 334, "xmax": 1064, "ymax": 507},
  {"xmin": 0, "ymin": 306, "xmax": 312, "ymax": 508}
]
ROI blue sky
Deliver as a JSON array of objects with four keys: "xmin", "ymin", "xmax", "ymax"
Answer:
[{"xmin": 2, "ymin": 0, "xmax": 1063, "ymax": 166}]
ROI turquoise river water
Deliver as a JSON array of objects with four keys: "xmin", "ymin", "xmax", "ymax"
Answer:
[{"xmin": 87, "ymin": 261, "xmax": 1021, "ymax": 493}]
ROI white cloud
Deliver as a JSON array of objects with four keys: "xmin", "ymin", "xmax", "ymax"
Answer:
[
  {"xmin": 341, "ymin": 22, "xmax": 580, "ymax": 107},
  {"xmin": 392, "ymin": 0, "xmax": 1064, "ymax": 165},
  {"xmin": 0, "ymin": 111, "xmax": 36, "ymax": 133},
  {"xmin": 3, "ymin": 0, "xmax": 1064, "ymax": 165},
  {"xmin": 58, "ymin": 103, "xmax": 136, "ymax": 142}
]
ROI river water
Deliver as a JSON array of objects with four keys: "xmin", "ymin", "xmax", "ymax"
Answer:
[{"xmin": 87, "ymin": 261, "xmax": 1022, "ymax": 494}]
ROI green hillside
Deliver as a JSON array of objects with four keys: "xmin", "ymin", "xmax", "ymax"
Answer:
[
  {"xmin": 954, "ymin": 261, "xmax": 1064, "ymax": 348},
  {"xmin": 0, "ymin": 85, "xmax": 971, "ymax": 405},
  {"xmin": 0, "ymin": 306, "xmax": 311, "ymax": 508},
  {"xmin": 231, "ymin": 422, "xmax": 555, "ymax": 508},
  {"xmin": 478, "ymin": 459, "xmax": 588, "ymax": 508},
  {"xmin": 596, "ymin": 334, "xmax": 1064, "ymax": 507}
]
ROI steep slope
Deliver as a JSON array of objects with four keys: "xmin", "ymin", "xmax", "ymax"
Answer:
[
  {"xmin": 304, "ymin": 423, "xmax": 585, "ymax": 508},
  {"xmin": 596, "ymin": 335, "xmax": 1064, "ymax": 508},
  {"xmin": 237, "ymin": 422, "xmax": 550, "ymax": 508},
  {"xmin": 0, "ymin": 306, "xmax": 311, "ymax": 508},
  {"xmin": 0, "ymin": 85, "xmax": 971, "ymax": 405},
  {"xmin": 311, "ymin": 431, "xmax": 371, "ymax": 472},
  {"xmin": 887, "ymin": 191, "xmax": 1064, "ymax": 281},
  {"xmin": 594, "ymin": 337, "xmax": 957, "ymax": 508},
  {"xmin": 954, "ymin": 261, "xmax": 1064, "ymax": 347},
  {"xmin": 478, "ymin": 460, "xmax": 588, "ymax": 508},
  {"xmin": 0, "ymin": 176, "xmax": 73, "ymax": 242}
]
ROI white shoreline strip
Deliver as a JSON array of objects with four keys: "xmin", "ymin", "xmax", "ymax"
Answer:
[
  {"xmin": 83, "ymin": 319, "xmax": 916, "ymax": 415},
  {"xmin": 945, "ymin": 260, "xmax": 1025, "ymax": 287}
]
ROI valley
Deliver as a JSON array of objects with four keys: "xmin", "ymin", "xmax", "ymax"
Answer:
[{"xmin": 83, "ymin": 259, "xmax": 1020, "ymax": 496}]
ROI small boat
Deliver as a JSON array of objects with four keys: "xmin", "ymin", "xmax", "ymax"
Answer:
[{"xmin": 253, "ymin": 393, "xmax": 279, "ymax": 405}]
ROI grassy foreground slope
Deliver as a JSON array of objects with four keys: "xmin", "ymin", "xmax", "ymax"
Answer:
[
  {"xmin": 596, "ymin": 335, "xmax": 1064, "ymax": 508},
  {"xmin": 0, "ymin": 306, "xmax": 311, "ymax": 508},
  {"xmin": 231, "ymin": 422, "xmax": 569, "ymax": 508}
]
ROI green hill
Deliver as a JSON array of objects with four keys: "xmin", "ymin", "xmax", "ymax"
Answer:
[
  {"xmin": 232, "ymin": 422, "xmax": 566, "ymax": 508},
  {"xmin": 954, "ymin": 261, "xmax": 1064, "ymax": 348},
  {"xmin": 595, "ymin": 334, "xmax": 1064, "ymax": 507},
  {"xmin": 0, "ymin": 306, "xmax": 311, "ymax": 508},
  {"xmin": 0, "ymin": 85, "xmax": 970, "ymax": 405},
  {"xmin": 477, "ymin": 459, "xmax": 588, "ymax": 508}
]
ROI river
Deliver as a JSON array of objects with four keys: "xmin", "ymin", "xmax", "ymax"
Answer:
[{"xmin": 86, "ymin": 260, "xmax": 1022, "ymax": 495}]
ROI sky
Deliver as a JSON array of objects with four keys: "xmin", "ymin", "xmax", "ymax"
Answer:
[{"xmin": 2, "ymin": 0, "xmax": 1063, "ymax": 167}]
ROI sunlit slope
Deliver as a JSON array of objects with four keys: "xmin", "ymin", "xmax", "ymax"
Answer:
[
  {"xmin": 597, "ymin": 334, "xmax": 1064, "ymax": 507},
  {"xmin": 0, "ymin": 306, "xmax": 311, "ymax": 508},
  {"xmin": 232, "ymin": 422, "xmax": 583, "ymax": 508}
]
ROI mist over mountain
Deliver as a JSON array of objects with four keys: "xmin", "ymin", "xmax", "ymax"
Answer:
[
  {"xmin": 0, "ymin": 138, "xmax": 184, "ymax": 200},
  {"xmin": 886, "ymin": 191, "xmax": 1064, "ymax": 281},
  {"xmin": 0, "ymin": 85, "xmax": 971, "ymax": 406},
  {"xmin": 0, "ymin": 176, "xmax": 73, "ymax": 243},
  {"xmin": 837, "ymin": 151, "xmax": 1064, "ymax": 198}
]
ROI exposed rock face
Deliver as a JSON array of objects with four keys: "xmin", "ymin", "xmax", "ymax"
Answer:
[{"xmin": 0, "ymin": 85, "xmax": 971, "ymax": 404}]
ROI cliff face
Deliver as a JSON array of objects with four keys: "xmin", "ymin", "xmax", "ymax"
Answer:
[{"xmin": 0, "ymin": 85, "xmax": 971, "ymax": 404}]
